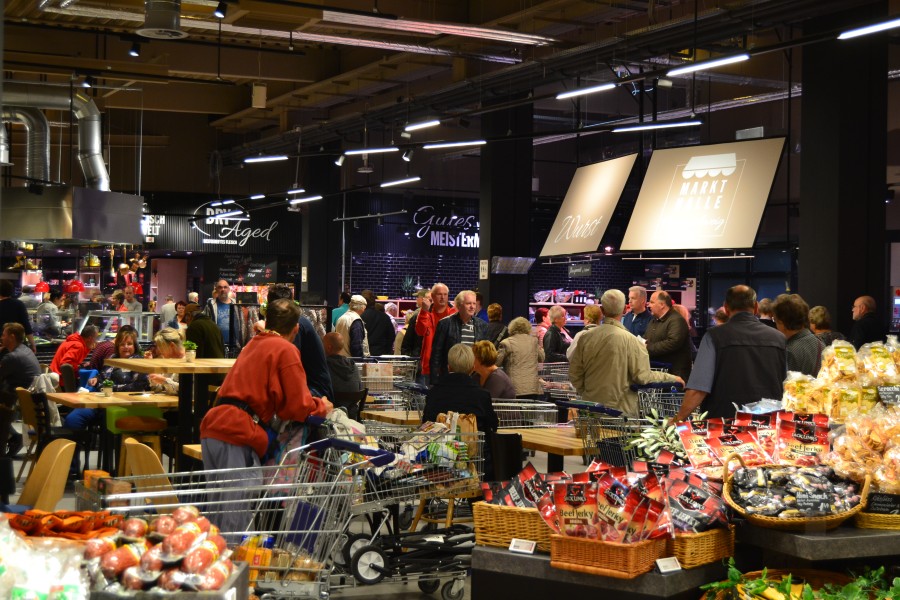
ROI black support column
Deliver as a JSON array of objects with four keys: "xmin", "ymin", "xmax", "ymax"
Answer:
[
  {"xmin": 799, "ymin": 2, "xmax": 888, "ymax": 336},
  {"xmin": 479, "ymin": 101, "xmax": 534, "ymax": 319},
  {"xmin": 302, "ymin": 149, "xmax": 343, "ymax": 311}
]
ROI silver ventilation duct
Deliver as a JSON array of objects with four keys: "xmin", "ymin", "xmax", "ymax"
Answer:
[
  {"xmin": 137, "ymin": 0, "xmax": 188, "ymax": 39},
  {"xmin": 3, "ymin": 81, "xmax": 109, "ymax": 191},
  {"xmin": 0, "ymin": 123, "xmax": 9, "ymax": 166},
  {"xmin": 2, "ymin": 107, "xmax": 50, "ymax": 184}
]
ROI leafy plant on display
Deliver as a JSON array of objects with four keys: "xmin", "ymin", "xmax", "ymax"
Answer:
[
  {"xmin": 183, "ymin": 341, "xmax": 198, "ymax": 352},
  {"xmin": 401, "ymin": 275, "xmax": 416, "ymax": 298},
  {"xmin": 101, "ymin": 379, "xmax": 114, "ymax": 388},
  {"xmin": 701, "ymin": 560, "xmax": 900, "ymax": 600},
  {"xmin": 625, "ymin": 407, "xmax": 705, "ymax": 462}
]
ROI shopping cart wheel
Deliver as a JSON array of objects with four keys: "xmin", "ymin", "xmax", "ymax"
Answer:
[
  {"xmin": 350, "ymin": 545, "xmax": 387, "ymax": 585},
  {"xmin": 341, "ymin": 533, "xmax": 372, "ymax": 566},
  {"xmin": 418, "ymin": 578, "xmax": 440, "ymax": 594},
  {"xmin": 441, "ymin": 579, "xmax": 464, "ymax": 600},
  {"xmin": 399, "ymin": 503, "xmax": 415, "ymax": 530}
]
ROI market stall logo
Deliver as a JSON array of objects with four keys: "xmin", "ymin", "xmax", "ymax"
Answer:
[
  {"xmin": 659, "ymin": 152, "xmax": 745, "ymax": 238},
  {"xmin": 191, "ymin": 201, "xmax": 279, "ymax": 247},
  {"xmin": 412, "ymin": 205, "xmax": 479, "ymax": 248}
]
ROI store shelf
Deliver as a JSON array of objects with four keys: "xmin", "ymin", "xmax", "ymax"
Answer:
[{"xmin": 736, "ymin": 523, "xmax": 900, "ymax": 562}]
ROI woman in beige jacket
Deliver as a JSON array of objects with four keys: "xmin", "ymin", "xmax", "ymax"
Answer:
[{"xmin": 497, "ymin": 316, "xmax": 545, "ymax": 398}]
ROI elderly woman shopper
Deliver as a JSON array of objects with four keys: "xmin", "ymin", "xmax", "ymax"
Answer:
[
  {"xmin": 567, "ymin": 304, "xmax": 602, "ymax": 359},
  {"xmin": 472, "ymin": 340, "xmax": 516, "ymax": 399},
  {"xmin": 335, "ymin": 294, "xmax": 370, "ymax": 358},
  {"xmin": 497, "ymin": 317, "xmax": 544, "ymax": 398},
  {"xmin": 543, "ymin": 304, "xmax": 572, "ymax": 362},
  {"xmin": 483, "ymin": 303, "xmax": 508, "ymax": 348},
  {"xmin": 809, "ymin": 305, "xmax": 846, "ymax": 347}
]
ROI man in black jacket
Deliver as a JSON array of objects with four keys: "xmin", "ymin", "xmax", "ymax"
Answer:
[
  {"xmin": 360, "ymin": 290, "xmax": 397, "ymax": 356},
  {"xmin": 429, "ymin": 290, "xmax": 488, "ymax": 378},
  {"xmin": 850, "ymin": 296, "xmax": 885, "ymax": 349}
]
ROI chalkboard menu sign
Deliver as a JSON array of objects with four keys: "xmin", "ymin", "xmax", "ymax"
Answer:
[
  {"xmin": 212, "ymin": 254, "xmax": 278, "ymax": 284},
  {"xmin": 866, "ymin": 493, "xmax": 900, "ymax": 515},
  {"xmin": 878, "ymin": 386, "xmax": 900, "ymax": 405}
]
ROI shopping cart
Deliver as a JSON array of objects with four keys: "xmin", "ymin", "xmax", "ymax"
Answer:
[
  {"xmin": 76, "ymin": 437, "xmax": 393, "ymax": 599},
  {"xmin": 635, "ymin": 382, "xmax": 685, "ymax": 418},
  {"xmin": 355, "ymin": 357, "xmax": 419, "ymax": 393},
  {"xmin": 493, "ymin": 398, "xmax": 558, "ymax": 429},
  {"xmin": 558, "ymin": 400, "xmax": 641, "ymax": 468},
  {"xmin": 649, "ymin": 360, "xmax": 672, "ymax": 374},
  {"xmin": 538, "ymin": 362, "xmax": 578, "ymax": 401}
]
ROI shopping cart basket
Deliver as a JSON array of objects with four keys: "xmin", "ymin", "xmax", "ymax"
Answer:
[
  {"xmin": 76, "ymin": 438, "xmax": 393, "ymax": 598},
  {"xmin": 355, "ymin": 357, "xmax": 419, "ymax": 392},
  {"xmin": 538, "ymin": 362, "xmax": 577, "ymax": 401},
  {"xmin": 558, "ymin": 400, "xmax": 642, "ymax": 468},
  {"xmin": 635, "ymin": 381, "xmax": 685, "ymax": 419},
  {"xmin": 493, "ymin": 398, "xmax": 558, "ymax": 429}
]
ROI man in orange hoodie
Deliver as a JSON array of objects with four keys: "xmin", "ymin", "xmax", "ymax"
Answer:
[
  {"xmin": 50, "ymin": 325, "xmax": 99, "ymax": 387},
  {"xmin": 200, "ymin": 298, "xmax": 332, "ymax": 536},
  {"xmin": 414, "ymin": 283, "xmax": 456, "ymax": 385}
]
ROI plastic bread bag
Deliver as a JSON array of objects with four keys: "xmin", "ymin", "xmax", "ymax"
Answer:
[
  {"xmin": 781, "ymin": 371, "xmax": 825, "ymax": 413},
  {"xmin": 818, "ymin": 340, "xmax": 858, "ymax": 384},
  {"xmin": 857, "ymin": 342, "xmax": 899, "ymax": 387}
]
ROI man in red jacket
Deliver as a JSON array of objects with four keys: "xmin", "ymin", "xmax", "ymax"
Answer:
[
  {"xmin": 49, "ymin": 326, "xmax": 99, "ymax": 386},
  {"xmin": 200, "ymin": 298, "xmax": 332, "ymax": 536},
  {"xmin": 414, "ymin": 283, "xmax": 456, "ymax": 385}
]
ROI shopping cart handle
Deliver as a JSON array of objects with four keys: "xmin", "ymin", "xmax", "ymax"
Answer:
[
  {"xmin": 556, "ymin": 400, "xmax": 622, "ymax": 417},
  {"xmin": 395, "ymin": 381, "xmax": 429, "ymax": 393},
  {"xmin": 306, "ymin": 437, "xmax": 395, "ymax": 467},
  {"xmin": 630, "ymin": 382, "xmax": 684, "ymax": 392},
  {"xmin": 649, "ymin": 361, "xmax": 672, "ymax": 370}
]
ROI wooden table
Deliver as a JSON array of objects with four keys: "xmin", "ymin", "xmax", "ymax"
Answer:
[
  {"xmin": 104, "ymin": 358, "xmax": 235, "ymax": 469},
  {"xmin": 499, "ymin": 426, "xmax": 584, "ymax": 471},
  {"xmin": 183, "ymin": 443, "xmax": 202, "ymax": 461},
  {"xmin": 360, "ymin": 409, "xmax": 422, "ymax": 426}
]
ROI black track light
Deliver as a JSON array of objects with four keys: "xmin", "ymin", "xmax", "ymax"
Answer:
[
  {"xmin": 128, "ymin": 42, "xmax": 141, "ymax": 57},
  {"xmin": 81, "ymin": 75, "xmax": 95, "ymax": 88},
  {"xmin": 214, "ymin": 1, "xmax": 227, "ymax": 18}
]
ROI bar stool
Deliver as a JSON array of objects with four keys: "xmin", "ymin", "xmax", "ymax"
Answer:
[{"xmin": 106, "ymin": 406, "xmax": 168, "ymax": 476}]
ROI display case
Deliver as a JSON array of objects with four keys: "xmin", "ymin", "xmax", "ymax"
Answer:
[
  {"xmin": 76, "ymin": 310, "xmax": 159, "ymax": 343},
  {"xmin": 29, "ymin": 308, "xmax": 76, "ymax": 341}
]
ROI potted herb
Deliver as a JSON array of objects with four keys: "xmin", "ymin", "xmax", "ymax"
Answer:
[
  {"xmin": 101, "ymin": 379, "xmax": 115, "ymax": 397},
  {"xmin": 401, "ymin": 275, "xmax": 416, "ymax": 298},
  {"xmin": 183, "ymin": 340, "xmax": 198, "ymax": 362}
]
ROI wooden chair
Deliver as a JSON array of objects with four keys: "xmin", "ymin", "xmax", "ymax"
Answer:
[
  {"xmin": 122, "ymin": 438, "xmax": 179, "ymax": 507},
  {"xmin": 14, "ymin": 388, "xmax": 39, "ymax": 482},
  {"xmin": 11, "ymin": 439, "xmax": 76, "ymax": 512},
  {"xmin": 16, "ymin": 388, "xmax": 92, "ymax": 480},
  {"xmin": 332, "ymin": 387, "xmax": 368, "ymax": 421},
  {"xmin": 59, "ymin": 363, "xmax": 79, "ymax": 393},
  {"xmin": 106, "ymin": 406, "xmax": 167, "ymax": 476}
]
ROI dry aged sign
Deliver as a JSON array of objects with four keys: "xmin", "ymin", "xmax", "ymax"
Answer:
[
  {"xmin": 621, "ymin": 138, "xmax": 785, "ymax": 251},
  {"xmin": 192, "ymin": 201, "xmax": 278, "ymax": 248},
  {"xmin": 540, "ymin": 153, "xmax": 637, "ymax": 257}
]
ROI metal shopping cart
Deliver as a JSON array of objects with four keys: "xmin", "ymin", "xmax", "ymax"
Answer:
[
  {"xmin": 492, "ymin": 398, "xmax": 558, "ymax": 429},
  {"xmin": 635, "ymin": 382, "xmax": 685, "ymax": 419},
  {"xmin": 538, "ymin": 362, "xmax": 578, "ymax": 401},
  {"xmin": 355, "ymin": 358, "xmax": 423, "ymax": 416},
  {"xmin": 558, "ymin": 400, "xmax": 642, "ymax": 468},
  {"xmin": 76, "ymin": 437, "xmax": 393, "ymax": 599}
]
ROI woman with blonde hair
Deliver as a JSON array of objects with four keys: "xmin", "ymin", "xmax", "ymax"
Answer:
[
  {"xmin": 146, "ymin": 327, "xmax": 185, "ymax": 394},
  {"xmin": 472, "ymin": 340, "xmax": 516, "ymax": 399},
  {"xmin": 497, "ymin": 316, "xmax": 545, "ymax": 398}
]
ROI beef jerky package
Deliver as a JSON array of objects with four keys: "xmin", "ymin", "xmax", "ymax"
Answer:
[
  {"xmin": 518, "ymin": 462, "xmax": 550, "ymax": 505},
  {"xmin": 585, "ymin": 459, "xmax": 614, "ymax": 473},
  {"xmin": 707, "ymin": 432, "xmax": 769, "ymax": 469},
  {"xmin": 635, "ymin": 471, "xmax": 665, "ymax": 502},
  {"xmin": 736, "ymin": 412, "xmax": 778, "ymax": 461},
  {"xmin": 480, "ymin": 481, "xmax": 507, "ymax": 504},
  {"xmin": 621, "ymin": 493, "xmax": 649, "ymax": 543},
  {"xmin": 543, "ymin": 471, "xmax": 571, "ymax": 485},
  {"xmin": 499, "ymin": 478, "xmax": 534, "ymax": 508},
  {"xmin": 654, "ymin": 450, "xmax": 685, "ymax": 467},
  {"xmin": 537, "ymin": 491, "xmax": 559, "ymax": 534},
  {"xmin": 595, "ymin": 473, "xmax": 633, "ymax": 541},
  {"xmin": 666, "ymin": 478, "xmax": 728, "ymax": 533},
  {"xmin": 708, "ymin": 421, "xmax": 758, "ymax": 439},
  {"xmin": 677, "ymin": 424, "xmax": 718, "ymax": 469},
  {"xmin": 774, "ymin": 420, "xmax": 830, "ymax": 466},
  {"xmin": 777, "ymin": 411, "xmax": 830, "ymax": 428},
  {"xmin": 554, "ymin": 482, "xmax": 599, "ymax": 538},
  {"xmin": 640, "ymin": 497, "xmax": 671, "ymax": 540}
]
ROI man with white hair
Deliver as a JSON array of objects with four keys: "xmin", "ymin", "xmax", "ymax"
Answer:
[
  {"xmin": 623, "ymin": 285, "xmax": 652, "ymax": 337},
  {"xmin": 429, "ymin": 290, "xmax": 488, "ymax": 379},
  {"xmin": 334, "ymin": 294, "xmax": 370, "ymax": 358},
  {"xmin": 415, "ymin": 283, "xmax": 456, "ymax": 384},
  {"xmin": 570, "ymin": 289, "xmax": 683, "ymax": 417}
]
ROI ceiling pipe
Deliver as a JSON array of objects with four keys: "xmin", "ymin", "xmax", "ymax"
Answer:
[
  {"xmin": 3, "ymin": 81, "xmax": 110, "ymax": 191},
  {"xmin": 2, "ymin": 107, "xmax": 51, "ymax": 184}
]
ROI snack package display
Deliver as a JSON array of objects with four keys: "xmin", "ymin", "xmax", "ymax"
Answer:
[
  {"xmin": 729, "ymin": 465, "xmax": 863, "ymax": 518},
  {"xmin": 782, "ymin": 371, "xmax": 831, "ymax": 415},
  {"xmin": 829, "ymin": 385, "xmax": 864, "ymax": 423},
  {"xmin": 818, "ymin": 341, "xmax": 859, "ymax": 384},
  {"xmin": 822, "ymin": 403, "xmax": 900, "ymax": 490},
  {"xmin": 677, "ymin": 423, "xmax": 718, "ymax": 469},
  {"xmin": 594, "ymin": 474, "xmax": 633, "ymax": 542},
  {"xmin": 735, "ymin": 412, "xmax": 777, "ymax": 460},
  {"xmin": 857, "ymin": 342, "xmax": 900, "ymax": 387},
  {"xmin": 774, "ymin": 420, "xmax": 830, "ymax": 466},
  {"xmin": 665, "ymin": 479, "xmax": 728, "ymax": 533},
  {"xmin": 554, "ymin": 482, "xmax": 600, "ymax": 538},
  {"xmin": 707, "ymin": 433, "xmax": 769, "ymax": 469}
]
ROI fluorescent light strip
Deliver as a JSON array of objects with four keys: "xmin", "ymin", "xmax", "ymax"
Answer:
[
  {"xmin": 244, "ymin": 155, "xmax": 289, "ymax": 163},
  {"xmin": 556, "ymin": 82, "xmax": 616, "ymax": 100},
  {"xmin": 288, "ymin": 195, "xmax": 323, "ymax": 205},
  {"xmin": 221, "ymin": 199, "xmax": 235, "ymax": 205},
  {"xmin": 216, "ymin": 210, "xmax": 247, "ymax": 219},
  {"xmin": 287, "ymin": 188, "xmax": 306, "ymax": 195},
  {"xmin": 250, "ymin": 194, "xmax": 266, "ymax": 200},
  {"xmin": 667, "ymin": 53, "xmax": 750, "ymax": 77},
  {"xmin": 404, "ymin": 119, "xmax": 441, "ymax": 132},
  {"xmin": 838, "ymin": 16, "xmax": 900, "ymax": 39},
  {"xmin": 381, "ymin": 176, "xmax": 421, "ymax": 188},
  {"xmin": 210, "ymin": 201, "xmax": 223, "ymax": 207},
  {"xmin": 422, "ymin": 140, "xmax": 486, "ymax": 150},
  {"xmin": 344, "ymin": 147, "xmax": 399, "ymax": 156},
  {"xmin": 612, "ymin": 120, "xmax": 702, "ymax": 133}
]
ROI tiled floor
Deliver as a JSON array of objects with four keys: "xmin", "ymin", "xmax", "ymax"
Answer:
[{"xmin": 7, "ymin": 428, "xmax": 587, "ymax": 600}]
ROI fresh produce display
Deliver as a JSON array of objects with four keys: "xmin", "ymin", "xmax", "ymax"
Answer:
[
  {"xmin": 821, "ymin": 403, "xmax": 900, "ymax": 491},
  {"xmin": 728, "ymin": 465, "xmax": 863, "ymax": 518},
  {"xmin": 82, "ymin": 504, "xmax": 236, "ymax": 593},
  {"xmin": 701, "ymin": 559, "xmax": 900, "ymax": 600}
]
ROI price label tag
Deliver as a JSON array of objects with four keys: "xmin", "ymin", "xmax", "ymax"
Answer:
[
  {"xmin": 878, "ymin": 386, "xmax": 900, "ymax": 405},
  {"xmin": 508, "ymin": 538, "xmax": 536, "ymax": 555},
  {"xmin": 656, "ymin": 557, "xmax": 682, "ymax": 573},
  {"xmin": 479, "ymin": 259, "xmax": 489, "ymax": 280},
  {"xmin": 796, "ymin": 491, "xmax": 831, "ymax": 514},
  {"xmin": 866, "ymin": 493, "xmax": 900, "ymax": 515}
]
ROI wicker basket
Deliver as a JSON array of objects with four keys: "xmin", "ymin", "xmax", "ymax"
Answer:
[
  {"xmin": 701, "ymin": 568, "xmax": 854, "ymax": 600},
  {"xmin": 854, "ymin": 510, "xmax": 900, "ymax": 530},
  {"xmin": 666, "ymin": 525, "xmax": 735, "ymax": 569},
  {"xmin": 472, "ymin": 501, "xmax": 552, "ymax": 553},
  {"xmin": 550, "ymin": 534, "xmax": 666, "ymax": 579},
  {"xmin": 721, "ymin": 453, "xmax": 870, "ymax": 531}
]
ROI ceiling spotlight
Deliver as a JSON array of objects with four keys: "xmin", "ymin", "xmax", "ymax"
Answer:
[
  {"xmin": 402, "ymin": 150, "xmax": 413, "ymax": 162},
  {"xmin": 214, "ymin": 1, "xmax": 227, "ymax": 19},
  {"xmin": 376, "ymin": 217, "xmax": 384, "ymax": 226},
  {"xmin": 334, "ymin": 155, "xmax": 345, "ymax": 167},
  {"xmin": 400, "ymin": 131, "xmax": 412, "ymax": 139},
  {"xmin": 128, "ymin": 42, "xmax": 141, "ymax": 58},
  {"xmin": 398, "ymin": 225, "xmax": 410, "ymax": 236},
  {"xmin": 81, "ymin": 75, "xmax": 95, "ymax": 88}
]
